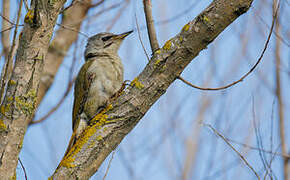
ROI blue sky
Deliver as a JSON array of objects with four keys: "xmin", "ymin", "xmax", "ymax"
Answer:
[{"xmin": 1, "ymin": 0, "xmax": 289, "ymax": 179}]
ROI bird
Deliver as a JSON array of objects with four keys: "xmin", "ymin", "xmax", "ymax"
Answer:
[{"xmin": 65, "ymin": 30, "xmax": 133, "ymax": 155}]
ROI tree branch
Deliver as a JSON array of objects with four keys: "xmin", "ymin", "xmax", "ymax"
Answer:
[
  {"xmin": 177, "ymin": 2, "xmax": 277, "ymax": 91},
  {"xmin": 52, "ymin": 0, "xmax": 254, "ymax": 179},
  {"xmin": 35, "ymin": 0, "xmax": 93, "ymax": 109},
  {"xmin": 143, "ymin": 0, "xmax": 159, "ymax": 53},
  {"xmin": 204, "ymin": 123, "xmax": 260, "ymax": 179},
  {"xmin": 0, "ymin": 0, "xmax": 68, "ymax": 178},
  {"xmin": 0, "ymin": 0, "xmax": 11, "ymax": 58}
]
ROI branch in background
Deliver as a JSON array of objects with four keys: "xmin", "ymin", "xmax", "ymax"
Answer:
[
  {"xmin": 253, "ymin": 7, "xmax": 289, "ymax": 47},
  {"xmin": 252, "ymin": 98, "xmax": 272, "ymax": 177},
  {"xmin": 18, "ymin": 158, "xmax": 28, "ymax": 180},
  {"xmin": 60, "ymin": 0, "xmax": 78, "ymax": 13},
  {"xmin": 106, "ymin": 0, "xmax": 130, "ymax": 31},
  {"xmin": 56, "ymin": 23, "xmax": 89, "ymax": 37},
  {"xmin": 30, "ymin": 77, "xmax": 75, "ymax": 125},
  {"xmin": 0, "ymin": 26, "xmax": 14, "ymax": 34},
  {"xmin": 36, "ymin": 0, "xmax": 95, "ymax": 108},
  {"xmin": 51, "ymin": 0, "xmax": 254, "ymax": 178},
  {"xmin": 178, "ymin": 5, "xmax": 277, "ymax": 91},
  {"xmin": 102, "ymin": 151, "xmax": 116, "ymax": 180},
  {"xmin": 227, "ymin": 137, "xmax": 290, "ymax": 159},
  {"xmin": 22, "ymin": 0, "xmax": 29, "ymax": 11},
  {"xmin": 90, "ymin": 0, "xmax": 105, "ymax": 8},
  {"xmin": 143, "ymin": 0, "xmax": 159, "ymax": 52},
  {"xmin": 31, "ymin": 36, "xmax": 80, "ymax": 125},
  {"xmin": 273, "ymin": 0, "xmax": 289, "ymax": 178},
  {"xmin": 0, "ymin": 0, "xmax": 23, "ymax": 103},
  {"xmin": 135, "ymin": 15, "xmax": 150, "ymax": 61},
  {"xmin": 83, "ymin": 2, "xmax": 123, "ymax": 25},
  {"xmin": 0, "ymin": 0, "xmax": 69, "ymax": 177},
  {"xmin": 204, "ymin": 123, "xmax": 260, "ymax": 180},
  {"xmin": 0, "ymin": 0, "xmax": 11, "ymax": 69}
]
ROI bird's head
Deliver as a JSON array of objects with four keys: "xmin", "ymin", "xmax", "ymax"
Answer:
[{"xmin": 84, "ymin": 31, "xmax": 133, "ymax": 60}]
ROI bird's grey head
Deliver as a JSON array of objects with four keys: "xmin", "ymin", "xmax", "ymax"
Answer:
[{"xmin": 84, "ymin": 31, "xmax": 133, "ymax": 60}]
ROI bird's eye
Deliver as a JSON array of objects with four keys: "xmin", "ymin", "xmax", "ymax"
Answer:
[{"xmin": 102, "ymin": 36, "xmax": 113, "ymax": 41}]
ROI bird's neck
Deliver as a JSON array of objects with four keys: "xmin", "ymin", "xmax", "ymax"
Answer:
[{"xmin": 85, "ymin": 51, "xmax": 119, "ymax": 61}]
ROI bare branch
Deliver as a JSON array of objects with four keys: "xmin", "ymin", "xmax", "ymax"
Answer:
[
  {"xmin": 143, "ymin": 0, "xmax": 159, "ymax": 52},
  {"xmin": 0, "ymin": 0, "xmax": 23, "ymax": 103},
  {"xmin": 0, "ymin": 0, "xmax": 12, "ymax": 58},
  {"xmin": 18, "ymin": 158, "xmax": 28, "ymax": 180},
  {"xmin": 0, "ymin": 0, "xmax": 68, "ymax": 177},
  {"xmin": 30, "ymin": 77, "xmax": 75, "ymax": 125},
  {"xmin": 227, "ymin": 138, "xmax": 290, "ymax": 159},
  {"xmin": 51, "ymin": 0, "xmax": 255, "ymax": 178},
  {"xmin": 102, "ymin": 151, "xmax": 116, "ymax": 180},
  {"xmin": 178, "ymin": 4, "xmax": 278, "ymax": 91},
  {"xmin": 36, "ymin": 0, "xmax": 94, "ymax": 108},
  {"xmin": 204, "ymin": 123, "xmax": 260, "ymax": 180},
  {"xmin": 135, "ymin": 15, "xmax": 150, "ymax": 61},
  {"xmin": 274, "ymin": 0, "xmax": 289, "ymax": 178},
  {"xmin": 106, "ymin": 0, "xmax": 130, "ymax": 31}
]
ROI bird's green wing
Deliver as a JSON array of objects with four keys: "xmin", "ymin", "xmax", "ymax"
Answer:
[{"xmin": 72, "ymin": 60, "xmax": 93, "ymax": 132}]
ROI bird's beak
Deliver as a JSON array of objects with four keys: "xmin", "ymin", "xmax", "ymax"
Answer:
[{"xmin": 115, "ymin": 30, "xmax": 133, "ymax": 39}]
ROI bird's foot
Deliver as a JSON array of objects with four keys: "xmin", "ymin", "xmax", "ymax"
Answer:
[{"xmin": 109, "ymin": 80, "xmax": 131, "ymax": 102}]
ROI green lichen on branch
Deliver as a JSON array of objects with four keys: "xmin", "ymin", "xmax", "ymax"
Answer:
[
  {"xmin": 130, "ymin": 77, "xmax": 144, "ymax": 89},
  {"xmin": 9, "ymin": 173, "xmax": 16, "ymax": 180},
  {"xmin": 15, "ymin": 89, "xmax": 37, "ymax": 116},
  {"xmin": 24, "ymin": 9, "xmax": 34, "ymax": 24},
  {"xmin": 182, "ymin": 23, "xmax": 190, "ymax": 32},
  {"xmin": 202, "ymin": 15, "xmax": 210, "ymax": 22},
  {"xmin": 162, "ymin": 40, "xmax": 172, "ymax": 50},
  {"xmin": 0, "ymin": 104, "xmax": 11, "ymax": 117},
  {"xmin": 0, "ymin": 119, "xmax": 7, "ymax": 131},
  {"xmin": 155, "ymin": 49, "xmax": 161, "ymax": 54},
  {"xmin": 59, "ymin": 105, "xmax": 113, "ymax": 168},
  {"xmin": 154, "ymin": 59, "xmax": 161, "ymax": 68},
  {"xmin": 8, "ymin": 80, "xmax": 16, "ymax": 86}
]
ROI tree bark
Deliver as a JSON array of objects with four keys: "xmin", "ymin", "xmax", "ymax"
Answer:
[
  {"xmin": 51, "ymin": 0, "xmax": 254, "ymax": 179},
  {"xmin": 0, "ymin": 0, "xmax": 67, "ymax": 178},
  {"xmin": 35, "ymin": 0, "xmax": 92, "ymax": 109}
]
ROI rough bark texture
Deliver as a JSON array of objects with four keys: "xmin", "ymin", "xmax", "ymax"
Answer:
[
  {"xmin": 1, "ymin": 0, "xmax": 11, "ymax": 58},
  {"xmin": 0, "ymin": 0, "xmax": 67, "ymax": 179},
  {"xmin": 36, "ymin": 0, "xmax": 91, "ymax": 108},
  {"xmin": 52, "ymin": 0, "xmax": 254, "ymax": 179}
]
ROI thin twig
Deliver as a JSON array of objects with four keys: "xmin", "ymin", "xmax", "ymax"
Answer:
[
  {"xmin": 60, "ymin": 0, "xmax": 77, "ymax": 13},
  {"xmin": 22, "ymin": 0, "xmax": 29, "ymax": 11},
  {"xmin": 273, "ymin": 1, "xmax": 289, "ymax": 178},
  {"xmin": 30, "ymin": 78, "xmax": 75, "ymax": 125},
  {"xmin": 18, "ymin": 158, "xmax": 28, "ymax": 180},
  {"xmin": 0, "ymin": 12, "xmax": 14, "ymax": 25},
  {"xmin": 135, "ymin": 15, "xmax": 150, "ymax": 61},
  {"xmin": 252, "ymin": 7, "xmax": 289, "ymax": 47},
  {"xmin": 84, "ymin": 2, "xmax": 123, "ymax": 25},
  {"xmin": 56, "ymin": 23, "xmax": 89, "ymax": 38},
  {"xmin": 31, "ymin": 37, "xmax": 80, "ymax": 125},
  {"xmin": 204, "ymin": 123, "xmax": 260, "ymax": 180},
  {"xmin": 106, "ymin": 0, "xmax": 129, "ymax": 31},
  {"xmin": 0, "ymin": 26, "xmax": 14, "ymax": 34},
  {"xmin": 0, "ymin": 0, "xmax": 23, "ymax": 103},
  {"xmin": 90, "ymin": 0, "xmax": 104, "ymax": 8},
  {"xmin": 252, "ymin": 97, "xmax": 271, "ymax": 177},
  {"xmin": 178, "ymin": 3, "xmax": 278, "ymax": 91},
  {"xmin": 102, "ymin": 151, "xmax": 116, "ymax": 180},
  {"xmin": 143, "ymin": 0, "xmax": 159, "ymax": 52},
  {"xmin": 1, "ymin": 0, "xmax": 11, "ymax": 58},
  {"xmin": 226, "ymin": 138, "xmax": 290, "ymax": 159}
]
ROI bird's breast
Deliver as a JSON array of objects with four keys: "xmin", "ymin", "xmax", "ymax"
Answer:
[{"xmin": 84, "ymin": 57, "xmax": 124, "ymax": 118}]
